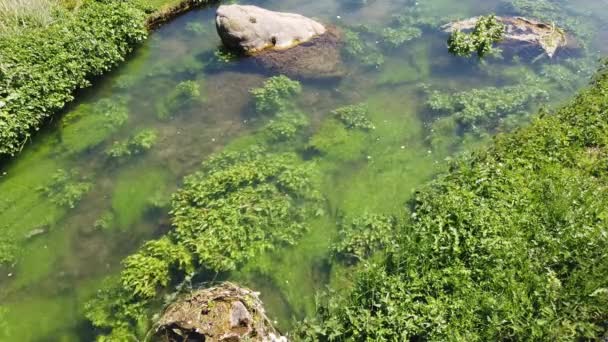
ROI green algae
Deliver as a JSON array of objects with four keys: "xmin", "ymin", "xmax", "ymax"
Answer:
[
  {"xmin": 111, "ymin": 165, "xmax": 169, "ymax": 229},
  {"xmin": 59, "ymin": 97, "xmax": 130, "ymax": 154}
]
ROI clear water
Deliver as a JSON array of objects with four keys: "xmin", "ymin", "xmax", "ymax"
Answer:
[{"xmin": 0, "ymin": 0, "xmax": 606, "ymax": 339}]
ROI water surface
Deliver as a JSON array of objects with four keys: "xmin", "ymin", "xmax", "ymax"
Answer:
[{"xmin": 1, "ymin": 0, "xmax": 606, "ymax": 339}]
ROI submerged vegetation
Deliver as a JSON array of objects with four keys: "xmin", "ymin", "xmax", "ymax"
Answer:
[
  {"xmin": 155, "ymin": 80, "xmax": 202, "ymax": 119},
  {"xmin": 299, "ymin": 61, "xmax": 608, "ymax": 341},
  {"xmin": 84, "ymin": 76, "xmax": 325, "ymax": 338},
  {"xmin": 38, "ymin": 169, "xmax": 92, "ymax": 208},
  {"xmin": 250, "ymin": 75, "xmax": 302, "ymax": 113},
  {"xmin": 106, "ymin": 129, "xmax": 158, "ymax": 159},
  {"xmin": 448, "ymin": 15, "xmax": 505, "ymax": 58},
  {"xmin": 425, "ymin": 81, "xmax": 548, "ymax": 134}
]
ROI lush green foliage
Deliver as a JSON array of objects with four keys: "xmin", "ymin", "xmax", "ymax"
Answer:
[
  {"xmin": 106, "ymin": 129, "xmax": 157, "ymax": 158},
  {"xmin": 448, "ymin": 15, "xmax": 505, "ymax": 58},
  {"xmin": 38, "ymin": 168, "xmax": 92, "ymax": 208},
  {"xmin": 332, "ymin": 103, "xmax": 375, "ymax": 131},
  {"xmin": 250, "ymin": 75, "xmax": 302, "ymax": 113},
  {"xmin": 332, "ymin": 213, "xmax": 399, "ymax": 263},
  {"xmin": 299, "ymin": 62, "xmax": 608, "ymax": 341},
  {"xmin": 0, "ymin": 0, "xmax": 147, "ymax": 156},
  {"xmin": 156, "ymin": 80, "xmax": 202, "ymax": 119}
]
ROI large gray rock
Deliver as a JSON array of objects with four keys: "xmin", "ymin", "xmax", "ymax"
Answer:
[{"xmin": 216, "ymin": 4, "xmax": 326, "ymax": 54}]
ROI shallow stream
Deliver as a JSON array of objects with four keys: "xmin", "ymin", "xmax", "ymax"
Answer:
[{"xmin": 1, "ymin": 0, "xmax": 607, "ymax": 339}]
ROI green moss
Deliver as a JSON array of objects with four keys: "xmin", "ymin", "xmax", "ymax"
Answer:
[
  {"xmin": 94, "ymin": 211, "xmax": 116, "ymax": 232},
  {"xmin": 111, "ymin": 165, "xmax": 168, "ymax": 229}
]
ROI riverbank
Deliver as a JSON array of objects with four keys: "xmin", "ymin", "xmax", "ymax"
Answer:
[
  {"xmin": 0, "ymin": 0, "xmax": 214, "ymax": 158},
  {"xmin": 300, "ymin": 60, "xmax": 608, "ymax": 340}
]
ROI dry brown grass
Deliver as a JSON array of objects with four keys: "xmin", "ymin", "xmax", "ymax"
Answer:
[{"xmin": 0, "ymin": 0, "xmax": 61, "ymax": 36}]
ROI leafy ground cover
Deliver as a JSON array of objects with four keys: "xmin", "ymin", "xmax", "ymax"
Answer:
[
  {"xmin": 298, "ymin": 60, "xmax": 608, "ymax": 341},
  {"xmin": 0, "ymin": 0, "xmax": 212, "ymax": 158}
]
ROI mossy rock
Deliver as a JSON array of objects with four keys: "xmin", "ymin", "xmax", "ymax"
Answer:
[{"xmin": 155, "ymin": 282, "xmax": 285, "ymax": 342}]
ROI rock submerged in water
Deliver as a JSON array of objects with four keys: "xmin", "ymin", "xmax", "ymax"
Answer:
[
  {"xmin": 215, "ymin": 5, "xmax": 344, "ymax": 80},
  {"xmin": 216, "ymin": 4, "xmax": 326, "ymax": 54},
  {"xmin": 442, "ymin": 16, "xmax": 579, "ymax": 58},
  {"xmin": 155, "ymin": 282, "xmax": 287, "ymax": 342}
]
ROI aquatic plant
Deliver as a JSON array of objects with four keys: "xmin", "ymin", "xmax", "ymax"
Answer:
[
  {"xmin": 60, "ymin": 97, "xmax": 130, "ymax": 154},
  {"xmin": 448, "ymin": 15, "xmax": 505, "ymax": 58},
  {"xmin": 156, "ymin": 80, "xmax": 202, "ymax": 119},
  {"xmin": 298, "ymin": 62, "xmax": 608, "ymax": 341},
  {"xmin": 111, "ymin": 166, "xmax": 168, "ymax": 229},
  {"xmin": 106, "ymin": 129, "xmax": 157, "ymax": 158},
  {"xmin": 342, "ymin": 29, "xmax": 384, "ymax": 67},
  {"xmin": 120, "ymin": 237, "xmax": 194, "ymax": 298},
  {"xmin": 94, "ymin": 211, "xmax": 115, "ymax": 232},
  {"xmin": 426, "ymin": 82, "xmax": 548, "ymax": 133},
  {"xmin": 380, "ymin": 26, "xmax": 422, "ymax": 48},
  {"xmin": 332, "ymin": 103, "xmax": 375, "ymax": 131},
  {"xmin": 86, "ymin": 145, "xmax": 323, "ymax": 338},
  {"xmin": 38, "ymin": 169, "xmax": 92, "ymax": 209},
  {"xmin": 0, "ymin": 234, "xmax": 17, "ymax": 265},
  {"xmin": 171, "ymin": 147, "xmax": 322, "ymax": 271},
  {"xmin": 0, "ymin": 0, "xmax": 146, "ymax": 156},
  {"xmin": 308, "ymin": 119, "xmax": 369, "ymax": 162},
  {"xmin": 332, "ymin": 213, "xmax": 399, "ymax": 263},
  {"xmin": 84, "ymin": 278, "xmax": 147, "ymax": 339},
  {"xmin": 250, "ymin": 75, "xmax": 302, "ymax": 114},
  {"xmin": 262, "ymin": 110, "xmax": 309, "ymax": 142}
]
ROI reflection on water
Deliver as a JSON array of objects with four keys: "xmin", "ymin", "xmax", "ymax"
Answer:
[{"xmin": 0, "ymin": 0, "xmax": 606, "ymax": 339}]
